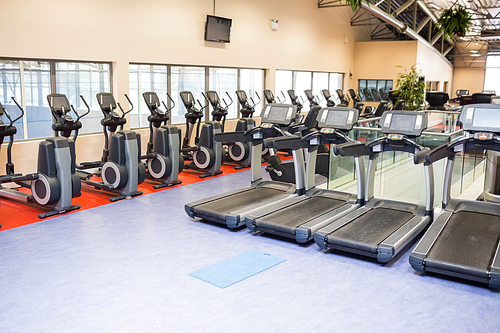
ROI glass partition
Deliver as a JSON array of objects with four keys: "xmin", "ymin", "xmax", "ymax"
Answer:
[{"xmin": 328, "ymin": 127, "xmax": 483, "ymax": 208}]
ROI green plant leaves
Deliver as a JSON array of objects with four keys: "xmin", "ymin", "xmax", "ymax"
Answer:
[
  {"xmin": 394, "ymin": 65, "xmax": 425, "ymax": 110},
  {"xmin": 345, "ymin": 0, "xmax": 370, "ymax": 12},
  {"xmin": 435, "ymin": 6, "xmax": 472, "ymax": 39}
]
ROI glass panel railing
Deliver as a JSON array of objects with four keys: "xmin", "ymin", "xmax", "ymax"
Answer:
[{"xmin": 327, "ymin": 124, "xmax": 484, "ymax": 208}]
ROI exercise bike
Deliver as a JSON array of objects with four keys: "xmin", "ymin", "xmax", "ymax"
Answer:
[
  {"xmin": 47, "ymin": 93, "xmax": 145, "ymax": 202},
  {"xmin": 0, "ymin": 98, "xmax": 81, "ymax": 219},
  {"xmin": 179, "ymin": 91, "xmax": 223, "ymax": 178},
  {"xmin": 141, "ymin": 92, "xmax": 183, "ymax": 188}
]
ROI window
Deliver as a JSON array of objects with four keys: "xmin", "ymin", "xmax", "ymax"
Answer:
[
  {"xmin": 56, "ymin": 62, "xmax": 111, "ymax": 135},
  {"xmin": 209, "ymin": 68, "xmax": 238, "ymax": 119},
  {"xmin": 0, "ymin": 60, "xmax": 24, "ymax": 140},
  {"xmin": 129, "ymin": 64, "xmax": 169, "ymax": 128},
  {"xmin": 484, "ymin": 56, "xmax": 500, "ymax": 95},
  {"xmin": 358, "ymin": 79, "xmax": 392, "ymax": 101},
  {"xmin": 239, "ymin": 68, "xmax": 264, "ymax": 115},
  {"xmin": 293, "ymin": 71, "xmax": 312, "ymax": 103},
  {"xmin": 312, "ymin": 72, "xmax": 329, "ymax": 102},
  {"xmin": 171, "ymin": 66, "xmax": 206, "ymax": 125},
  {"xmin": 129, "ymin": 65, "xmax": 264, "ymax": 126},
  {"xmin": 276, "ymin": 70, "xmax": 344, "ymax": 106},
  {"xmin": 0, "ymin": 58, "xmax": 111, "ymax": 140},
  {"xmin": 275, "ymin": 70, "xmax": 293, "ymax": 103}
]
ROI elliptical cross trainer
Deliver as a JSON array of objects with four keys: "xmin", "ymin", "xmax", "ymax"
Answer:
[
  {"xmin": 0, "ymin": 98, "xmax": 81, "ymax": 219},
  {"xmin": 47, "ymin": 93, "xmax": 145, "ymax": 201},
  {"xmin": 142, "ymin": 92, "xmax": 184, "ymax": 188},
  {"xmin": 179, "ymin": 91, "xmax": 223, "ymax": 178}
]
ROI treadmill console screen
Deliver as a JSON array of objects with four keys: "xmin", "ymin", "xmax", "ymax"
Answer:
[
  {"xmin": 267, "ymin": 106, "xmax": 289, "ymax": 121},
  {"xmin": 460, "ymin": 104, "xmax": 500, "ymax": 133},
  {"xmin": 325, "ymin": 110, "xmax": 349, "ymax": 126},
  {"xmin": 389, "ymin": 114, "xmax": 416, "ymax": 133},
  {"xmin": 381, "ymin": 111, "xmax": 426, "ymax": 137},
  {"xmin": 261, "ymin": 103, "xmax": 296, "ymax": 125},
  {"xmin": 473, "ymin": 108, "xmax": 500, "ymax": 128},
  {"xmin": 317, "ymin": 107, "xmax": 358, "ymax": 130}
]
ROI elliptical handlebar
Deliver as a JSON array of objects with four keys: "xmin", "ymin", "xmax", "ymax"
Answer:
[
  {"xmin": 223, "ymin": 91, "xmax": 233, "ymax": 109},
  {"xmin": 122, "ymin": 94, "xmax": 134, "ymax": 116},
  {"xmin": 77, "ymin": 95, "xmax": 91, "ymax": 122},
  {"xmin": 9, "ymin": 97, "xmax": 25, "ymax": 125},
  {"xmin": 165, "ymin": 92, "xmax": 175, "ymax": 113},
  {"xmin": 249, "ymin": 91, "xmax": 261, "ymax": 107},
  {"xmin": 197, "ymin": 99, "xmax": 207, "ymax": 114},
  {"xmin": 116, "ymin": 94, "xmax": 133, "ymax": 119}
]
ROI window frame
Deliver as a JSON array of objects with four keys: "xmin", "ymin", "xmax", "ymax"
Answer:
[
  {"xmin": 276, "ymin": 69, "xmax": 344, "ymax": 105},
  {"xmin": 0, "ymin": 57, "xmax": 112, "ymax": 140},
  {"xmin": 128, "ymin": 63, "xmax": 265, "ymax": 127}
]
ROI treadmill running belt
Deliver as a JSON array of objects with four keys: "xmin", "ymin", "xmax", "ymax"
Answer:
[
  {"xmin": 193, "ymin": 187, "xmax": 288, "ymax": 220},
  {"xmin": 256, "ymin": 197, "xmax": 346, "ymax": 235},
  {"xmin": 425, "ymin": 211, "xmax": 500, "ymax": 278},
  {"xmin": 328, "ymin": 207, "xmax": 414, "ymax": 253}
]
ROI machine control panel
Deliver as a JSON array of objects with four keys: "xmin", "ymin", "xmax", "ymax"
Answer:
[
  {"xmin": 260, "ymin": 103, "xmax": 297, "ymax": 126},
  {"xmin": 317, "ymin": 106, "xmax": 359, "ymax": 130},
  {"xmin": 460, "ymin": 104, "xmax": 500, "ymax": 134},
  {"xmin": 473, "ymin": 132, "xmax": 494, "ymax": 144},
  {"xmin": 387, "ymin": 133, "xmax": 404, "ymax": 141},
  {"xmin": 380, "ymin": 110, "xmax": 427, "ymax": 137}
]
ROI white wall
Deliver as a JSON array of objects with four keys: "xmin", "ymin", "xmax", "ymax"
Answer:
[
  {"xmin": 1, "ymin": 0, "xmax": 355, "ymax": 174},
  {"xmin": 416, "ymin": 41, "xmax": 454, "ymax": 95}
]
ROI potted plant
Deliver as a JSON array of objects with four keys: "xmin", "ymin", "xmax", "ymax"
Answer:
[
  {"xmin": 345, "ymin": 0, "xmax": 370, "ymax": 12},
  {"xmin": 435, "ymin": 6, "xmax": 472, "ymax": 39},
  {"xmin": 394, "ymin": 65, "xmax": 425, "ymax": 110}
]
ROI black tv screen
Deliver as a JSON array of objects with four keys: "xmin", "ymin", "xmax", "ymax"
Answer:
[{"xmin": 205, "ymin": 15, "xmax": 232, "ymax": 43}]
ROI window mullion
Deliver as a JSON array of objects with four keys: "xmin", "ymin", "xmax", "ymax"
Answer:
[{"xmin": 19, "ymin": 61, "xmax": 28, "ymax": 139}]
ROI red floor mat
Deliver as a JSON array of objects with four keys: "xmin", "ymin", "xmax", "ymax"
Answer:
[{"xmin": 0, "ymin": 160, "xmax": 251, "ymax": 231}]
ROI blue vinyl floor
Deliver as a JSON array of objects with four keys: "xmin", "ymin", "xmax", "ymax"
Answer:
[{"xmin": 0, "ymin": 169, "xmax": 499, "ymax": 332}]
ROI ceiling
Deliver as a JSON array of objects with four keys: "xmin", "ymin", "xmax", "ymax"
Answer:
[{"xmin": 318, "ymin": 0, "xmax": 500, "ymax": 68}]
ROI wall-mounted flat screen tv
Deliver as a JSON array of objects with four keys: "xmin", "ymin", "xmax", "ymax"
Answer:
[{"xmin": 205, "ymin": 15, "xmax": 232, "ymax": 43}]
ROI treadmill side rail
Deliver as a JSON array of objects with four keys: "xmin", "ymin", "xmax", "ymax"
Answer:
[
  {"xmin": 490, "ymin": 240, "xmax": 500, "ymax": 288},
  {"xmin": 409, "ymin": 211, "xmax": 453, "ymax": 267},
  {"xmin": 296, "ymin": 202, "xmax": 360, "ymax": 243},
  {"xmin": 314, "ymin": 207, "xmax": 372, "ymax": 249},
  {"xmin": 378, "ymin": 215, "xmax": 430, "ymax": 263},
  {"xmin": 227, "ymin": 193, "xmax": 298, "ymax": 229}
]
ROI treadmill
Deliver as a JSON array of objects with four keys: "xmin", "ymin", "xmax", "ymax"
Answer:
[
  {"xmin": 244, "ymin": 107, "xmax": 366, "ymax": 243},
  {"xmin": 314, "ymin": 110, "xmax": 435, "ymax": 263},
  {"xmin": 185, "ymin": 103, "xmax": 306, "ymax": 229},
  {"xmin": 410, "ymin": 104, "xmax": 500, "ymax": 288}
]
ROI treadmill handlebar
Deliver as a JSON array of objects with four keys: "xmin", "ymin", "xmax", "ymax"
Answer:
[
  {"xmin": 425, "ymin": 134, "xmax": 500, "ymax": 165},
  {"xmin": 264, "ymin": 135, "xmax": 303, "ymax": 150},
  {"xmin": 302, "ymin": 129, "xmax": 351, "ymax": 145},
  {"xmin": 334, "ymin": 141, "xmax": 370, "ymax": 157},
  {"xmin": 214, "ymin": 131, "xmax": 248, "ymax": 143},
  {"xmin": 243, "ymin": 124, "xmax": 285, "ymax": 138},
  {"xmin": 414, "ymin": 147, "xmax": 431, "ymax": 164}
]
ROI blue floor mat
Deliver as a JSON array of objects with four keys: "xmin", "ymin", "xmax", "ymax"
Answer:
[{"xmin": 189, "ymin": 249, "xmax": 286, "ymax": 288}]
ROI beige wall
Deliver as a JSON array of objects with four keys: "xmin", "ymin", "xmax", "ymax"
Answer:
[
  {"xmin": 352, "ymin": 40, "xmax": 417, "ymax": 107},
  {"xmin": 353, "ymin": 40, "xmax": 418, "ymax": 84},
  {"xmin": 1, "ymin": 0, "xmax": 354, "ymax": 174},
  {"xmin": 452, "ymin": 68, "xmax": 485, "ymax": 98}
]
